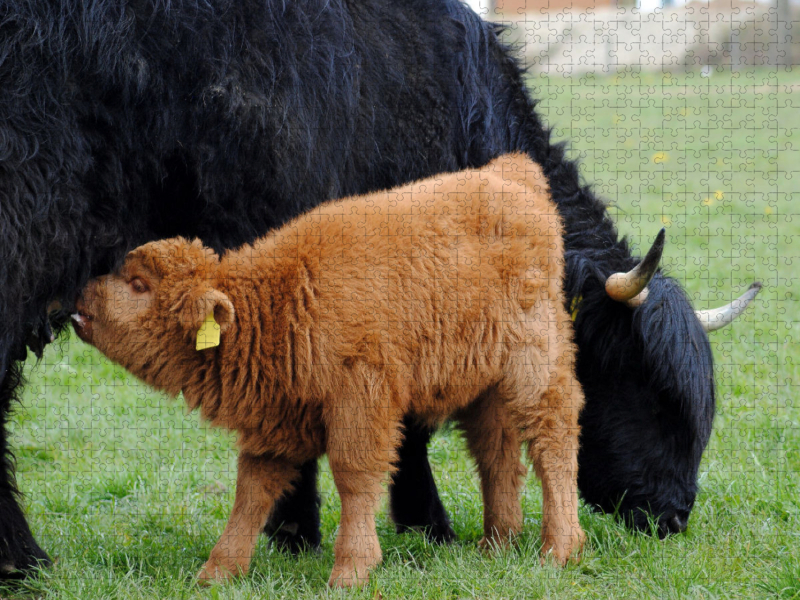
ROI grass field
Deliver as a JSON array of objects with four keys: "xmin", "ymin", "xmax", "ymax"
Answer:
[{"xmin": 5, "ymin": 66, "xmax": 799, "ymax": 599}]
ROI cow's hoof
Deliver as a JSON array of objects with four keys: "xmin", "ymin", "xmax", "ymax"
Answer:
[
  {"xmin": 0, "ymin": 547, "xmax": 52, "ymax": 580},
  {"xmin": 265, "ymin": 521, "xmax": 322, "ymax": 554},
  {"xmin": 396, "ymin": 520, "xmax": 457, "ymax": 545}
]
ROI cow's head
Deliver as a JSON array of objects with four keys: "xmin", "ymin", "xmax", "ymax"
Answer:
[{"xmin": 569, "ymin": 230, "xmax": 759, "ymax": 536}]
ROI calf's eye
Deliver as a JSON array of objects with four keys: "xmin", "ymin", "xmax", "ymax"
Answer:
[{"xmin": 130, "ymin": 278, "xmax": 149, "ymax": 294}]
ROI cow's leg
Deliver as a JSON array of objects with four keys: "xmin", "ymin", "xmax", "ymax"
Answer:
[
  {"xmin": 0, "ymin": 359, "xmax": 51, "ymax": 577},
  {"xmin": 262, "ymin": 460, "xmax": 321, "ymax": 552},
  {"xmin": 389, "ymin": 416, "xmax": 456, "ymax": 543}
]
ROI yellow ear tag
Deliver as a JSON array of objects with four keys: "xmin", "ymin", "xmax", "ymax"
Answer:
[
  {"xmin": 570, "ymin": 295, "xmax": 583, "ymax": 322},
  {"xmin": 196, "ymin": 312, "xmax": 221, "ymax": 351}
]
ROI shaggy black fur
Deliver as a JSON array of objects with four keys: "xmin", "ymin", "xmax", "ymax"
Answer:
[{"xmin": 0, "ymin": 0, "xmax": 716, "ymax": 573}]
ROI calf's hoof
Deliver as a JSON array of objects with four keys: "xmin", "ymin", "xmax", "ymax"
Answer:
[
  {"xmin": 477, "ymin": 530, "xmax": 518, "ymax": 551},
  {"xmin": 196, "ymin": 559, "xmax": 238, "ymax": 585},
  {"xmin": 328, "ymin": 563, "xmax": 370, "ymax": 588},
  {"xmin": 328, "ymin": 551, "xmax": 381, "ymax": 589},
  {"xmin": 541, "ymin": 526, "xmax": 586, "ymax": 567}
]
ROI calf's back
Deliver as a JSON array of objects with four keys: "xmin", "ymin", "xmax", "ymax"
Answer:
[{"xmin": 212, "ymin": 154, "xmax": 564, "ymax": 423}]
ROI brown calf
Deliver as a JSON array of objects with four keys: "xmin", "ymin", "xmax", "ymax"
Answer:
[{"xmin": 73, "ymin": 153, "xmax": 585, "ymax": 587}]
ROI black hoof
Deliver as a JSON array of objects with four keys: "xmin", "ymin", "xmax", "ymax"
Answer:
[
  {"xmin": 264, "ymin": 521, "xmax": 322, "ymax": 554},
  {"xmin": 261, "ymin": 459, "xmax": 322, "ymax": 555},
  {"xmin": 389, "ymin": 417, "xmax": 454, "ymax": 545},
  {"xmin": 396, "ymin": 520, "xmax": 458, "ymax": 544},
  {"xmin": 0, "ymin": 547, "xmax": 52, "ymax": 580}
]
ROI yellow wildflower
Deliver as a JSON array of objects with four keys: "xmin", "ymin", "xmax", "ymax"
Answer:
[{"xmin": 653, "ymin": 152, "xmax": 669, "ymax": 164}]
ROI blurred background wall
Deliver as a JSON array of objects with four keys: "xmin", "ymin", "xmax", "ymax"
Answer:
[{"xmin": 462, "ymin": 0, "xmax": 798, "ymax": 74}]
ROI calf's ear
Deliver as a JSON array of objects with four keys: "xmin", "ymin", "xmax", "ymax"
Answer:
[{"xmin": 171, "ymin": 286, "xmax": 235, "ymax": 337}]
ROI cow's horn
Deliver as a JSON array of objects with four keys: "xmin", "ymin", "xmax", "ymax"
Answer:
[
  {"xmin": 605, "ymin": 228, "xmax": 665, "ymax": 306},
  {"xmin": 695, "ymin": 282, "xmax": 762, "ymax": 332}
]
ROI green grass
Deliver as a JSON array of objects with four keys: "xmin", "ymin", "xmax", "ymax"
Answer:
[{"xmin": 6, "ymin": 66, "xmax": 800, "ymax": 598}]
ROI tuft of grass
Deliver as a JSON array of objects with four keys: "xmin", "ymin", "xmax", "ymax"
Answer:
[{"xmin": 5, "ymin": 67, "xmax": 799, "ymax": 598}]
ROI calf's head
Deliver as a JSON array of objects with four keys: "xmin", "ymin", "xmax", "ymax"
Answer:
[{"xmin": 72, "ymin": 238, "xmax": 234, "ymax": 394}]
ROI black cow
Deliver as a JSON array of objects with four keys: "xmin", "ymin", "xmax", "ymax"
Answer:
[{"xmin": 0, "ymin": 0, "xmax": 755, "ymax": 574}]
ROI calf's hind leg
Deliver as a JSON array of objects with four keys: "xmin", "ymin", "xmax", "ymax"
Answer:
[
  {"xmin": 457, "ymin": 387, "xmax": 526, "ymax": 547},
  {"xmin": 529, "ymin": 407, "xmax": 584, "ymax": 566},
  {"xmin": 198, "ymin": 454, "xmax": 298, "ymax": 582}
]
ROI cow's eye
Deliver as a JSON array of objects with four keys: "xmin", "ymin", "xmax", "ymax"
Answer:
[{"xmin": 130, "ymin": 278, "xmax": 149, "ymax": 294}]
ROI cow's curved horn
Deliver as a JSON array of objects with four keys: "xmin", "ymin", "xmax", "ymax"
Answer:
[
  {"xmin": 695, "ymin": 282, "xmax": 762, "ymax": 332},
  {"xmin": 605, "ymin": 229, "xmax": 666, "ymax": 305}
]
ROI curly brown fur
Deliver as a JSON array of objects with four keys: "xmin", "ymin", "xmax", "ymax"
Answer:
[{"xmin": 73, "ymin": 155, "xmax": 585, "ymax": 587}]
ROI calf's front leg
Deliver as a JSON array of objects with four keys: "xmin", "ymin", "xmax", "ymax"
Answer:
[
  {"xmin": 198, "ymin": 453, "xmax": 298, "ymax": 583},
  {"xmin": 325, "ymin": 383, "xmax": 401, "ymax": 588},
  {"xmin": 328, "ymin": 468, "xmax": 385, "ymax": 588}
]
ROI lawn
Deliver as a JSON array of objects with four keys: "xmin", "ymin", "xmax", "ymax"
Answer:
[{"xmin": 6, "ymin": 66, "xmax": 799, "ymax": 599}]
